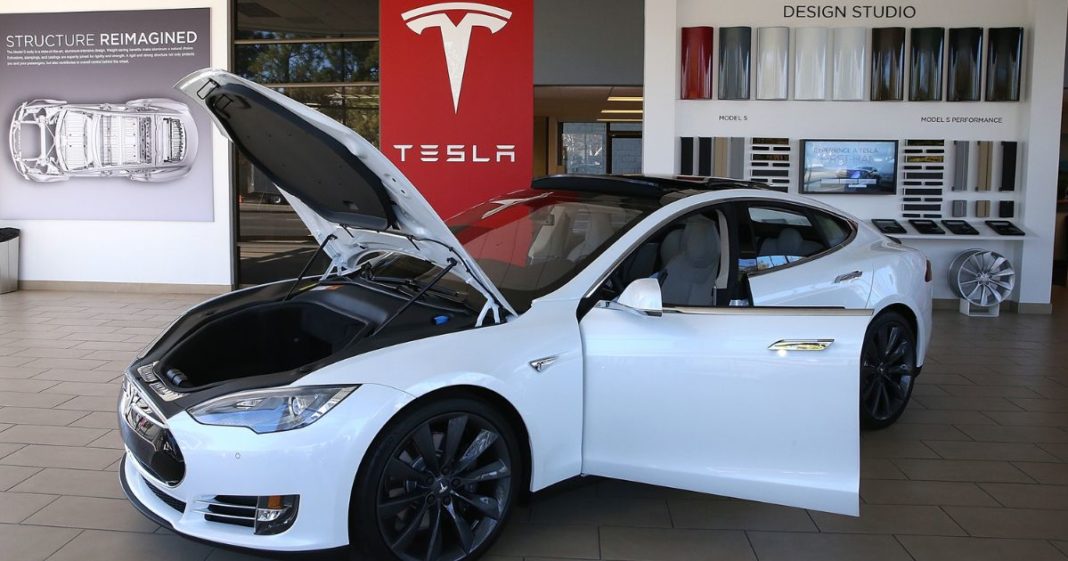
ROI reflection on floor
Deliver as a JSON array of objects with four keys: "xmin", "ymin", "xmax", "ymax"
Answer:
[{"xmin": 0, "ymin": 289, "xmax": 1066, "ymax": 561}]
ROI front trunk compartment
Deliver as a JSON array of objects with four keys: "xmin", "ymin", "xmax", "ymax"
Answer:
[
  {"xmin": 160, "ymin": 301, "xmax": 370, "ymax": 387},
  {"xmin": 135, "ymin": 279, "xmax": 480, "ymax": 408}
]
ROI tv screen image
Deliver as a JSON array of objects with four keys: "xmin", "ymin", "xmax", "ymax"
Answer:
[{"xmin": 801, "ymin": 140, "xmax": 899, "ymax": 194}]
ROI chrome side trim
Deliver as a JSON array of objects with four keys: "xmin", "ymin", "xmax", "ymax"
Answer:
[
  {"xmin": 768, "ymin": 339, "xmax": 835, "ymax": 351},
  {"xmin": 663, "ymin": 306, "xmax": 873, "ymax": 317}
]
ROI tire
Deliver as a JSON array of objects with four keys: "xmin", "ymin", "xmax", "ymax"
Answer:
[
  {"xmin": 860, "ymin": 311, "xmax": 917, "ymax": 430},
  {"xmin": 351, "ymin": 397, "xmax": 522, "ymax": 561}
]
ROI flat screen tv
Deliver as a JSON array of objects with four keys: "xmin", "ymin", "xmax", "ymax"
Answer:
[{"xmin": 800, "ymin": 140, "xmax": 899, "ymax": 195}]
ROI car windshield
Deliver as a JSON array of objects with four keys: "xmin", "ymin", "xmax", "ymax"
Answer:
[{"xmin": 447, "ymin": 190, "xmax": 659, "ymax": 312}]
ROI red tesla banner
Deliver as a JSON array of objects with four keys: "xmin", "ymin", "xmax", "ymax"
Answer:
[{"xmin": 380, "ymin": 0, "xmax": 533, "ymax": 219}]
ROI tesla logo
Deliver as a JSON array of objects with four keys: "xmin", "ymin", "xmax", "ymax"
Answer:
[{"xmin": 402, "ymin": 2, "xmax": 512, "ymax": 112}]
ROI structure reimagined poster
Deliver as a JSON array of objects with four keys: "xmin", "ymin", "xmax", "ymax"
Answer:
[{"xmin": 0, "ymin": 8, "xmax": 213, "ymax": 221}]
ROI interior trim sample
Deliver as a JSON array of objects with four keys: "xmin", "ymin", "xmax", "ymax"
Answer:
[
  {"xmin": 680, "ymin": 137, "xmax": 695, "ymax": 174},
  {"xmin": 698, "ymin": 136, "xmax": 713, "ymax": 175},
  {"xmin": 756, "ymin": 27, "xmax": 789, "ymax": 100},
  {"xmin": 871, "ymin": 27, "xmax": 905, "ymax": 101},
  {"xmin": 975, "ymin": 200, "xmax": 992, "ymax": 218},
  {"xmin": 681, "ymin": 27, "xmax": 714, "ymax": 100},
  {"xmin": 951, "ymin": 200, "xmax": 967, "ymax": 217},
  {"xmin": 909, "ymin": 27, "xmax": 945, "ymax": 101},
  {"xmin": 947, "ymin": 27, "xmax": 983, "ymax": 102},
  {"xmin": 718, "ymin": 27, "xmax": 752, "ymax": 100},
  {"xmin": 749, "ymin": 137, "xmax": 791, "ymax": 191},
  {"xmin": 987, "ymin": 27, "xmax": 1023, "ymax": 101},
  {"xmin": 999, "ymin": 201, "xmax": 1015, "ymax": 218},
  {"xmin": 832, "ymin": 27, "xmax": 867, "ymax": 101},
  {"xmin": 1000, "ymin": 141, "xmax": 1018, "ymax": 191},
  {"xmin": 794, "ymin": 27, "xmax": 829, "ymax": 100},
  {"xmin": 976, "ymin": 141, "xmax": 993, "ymax": 191},
  {"xmin": 952, "ymin": 141, "xmax": 970, "ymax": 191},
  {"xmin": 713, "ymin": 137, "xmax": 746, "ymax": 178}
]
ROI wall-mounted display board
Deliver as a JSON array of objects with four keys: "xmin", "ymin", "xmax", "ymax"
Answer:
[{"xmin": 646, "ymin": 0, "xmax": 1066, "ymax": 309}]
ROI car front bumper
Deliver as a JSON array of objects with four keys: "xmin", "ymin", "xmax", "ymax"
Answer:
[{"xmin": 119, "ymin": 382, "xmax": 413, "ymax": 552}]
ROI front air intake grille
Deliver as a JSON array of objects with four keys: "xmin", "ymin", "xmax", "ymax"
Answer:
[
  {"xmin": 197, "ymin": 495, "xmax": 257, "ymax": 528},
  {"xmin": 143, "ymin": 477, "xmax": 186, "ymax": 513}
]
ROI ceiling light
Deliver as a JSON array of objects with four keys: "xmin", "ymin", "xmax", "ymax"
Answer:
[
  {"xmin": 601, "ymin": 109, "xmax": 643, "ymax": 114},
  {"xmin": 607, "ymin": 96, "xmax": 643, "ymax": 102}
]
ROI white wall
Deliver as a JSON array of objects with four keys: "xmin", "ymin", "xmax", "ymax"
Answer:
[
  {"xmin": 0, "ymin": 0, "xmax": 231, "ymax": 289},
  {"xmin": 644, "ymin": 0, "xmax": 1068, "ymax": 309}
]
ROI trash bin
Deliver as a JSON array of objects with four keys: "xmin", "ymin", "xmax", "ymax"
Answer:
[{"xmin": 0, "ymin": 228, "xmax": 19, "ymax": 294}]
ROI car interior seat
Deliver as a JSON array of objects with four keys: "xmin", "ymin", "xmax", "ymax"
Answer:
[
  {"xmin": 567, "ymin": 210, "xmax": 613, "ymax": 262},
  {"xmin": 660, "ymin": 218, "xmax": 721, "ymax": 306},
  {"xmin": 757, "ymin": 227, "xmax": 822, "ymax": 258}
]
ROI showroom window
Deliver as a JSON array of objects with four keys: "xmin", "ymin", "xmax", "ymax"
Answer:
[
  {"xmin": 232, "ymin": 0, "xmax": 379, "ymax": 286},
  {"xmin": 560, "ymin": 122, "xmax": 642, "ymax": 175}
]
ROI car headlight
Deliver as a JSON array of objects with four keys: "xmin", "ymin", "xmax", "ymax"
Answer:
[{"xmin": 188, "ymin": 386, "xmax": 356, "ymax": 434}]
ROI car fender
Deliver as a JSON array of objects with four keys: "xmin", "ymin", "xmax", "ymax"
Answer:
[
  {"xmin": 865, "ymin": 240, "xmax": 933, "ymax": 366},
  {"xmin": 296, "ymin": 298, "xmax": 586, "ymax": 492}
]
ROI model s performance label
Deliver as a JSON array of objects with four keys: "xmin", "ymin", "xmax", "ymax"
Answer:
[{"xmin": 381, "ymin": 0, "xmax": 532, "ymax": 217}]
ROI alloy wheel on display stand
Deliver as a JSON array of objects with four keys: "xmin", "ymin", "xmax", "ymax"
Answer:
[{"xmin": 948, "ymin": 249, "xmax": 1016, "ymax": 316}]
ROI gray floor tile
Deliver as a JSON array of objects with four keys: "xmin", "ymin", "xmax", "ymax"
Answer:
[
  {"xmin": 52, "ymin": 396, "xmax": 119, "ymax": 412},
  {"xmin": 925, "ymin": 441, "xmax": 1060, "ymax": 462},
  {"xmin": 1013, "ymin": 462, "xmax": 1068, "ymax": 485},
  {"xmin": 893, "ymin": 459, "xmax": 1034, "ymax": 483},
  {"xmin": 943, "ymin": 506, "xmax": 1068, "ymax": 540},
  {"xmin": 861, "ymin": 459, "xmax": 908, "ymax": 480},
  {"xmin": 0, "ymin": 464, "xmax": 39, "ymax": 490},
  {"xmin": 0, "ymin": 424, "xmax": 106, "ymax": 446},
  {"xmin": 861, "ymin": 480, "xmax": 1000, "ymax": 507},
  {"xmin": 957, "ymin": 425, "xmax": 1068, "ymax": 443},
  {"xmin": 0, "ymin": 491, "xmax": 58, "ymax": 523},
  {"xmin": 599, "ymin": 526, "xmax": 755, "ymax": 561},
  {"xmin": 42, "ymin": 382, "xmax": 120, "ymax": 397},
  {"xmin": 0, "ymin": 523, "xmax": 80, "ymax": 561},
  {"xmin": 0, "ymin": 444, "xmax": 122, "ymax": 470},
  {"xmin": 488, "ymin": 523, "xmax": 600, "ymax": 559},
  {"xmin": 0, "ymin": 407, "xmax": 90, "ymax": 427},
  {"xmin": 810, "ymin": 505, "xmax": 966, "ymax": 535},
  {"xmin": 12, "ymin": 468, "xmax": 124, "ymax": 499},
  {"xmin": 899, "ymin": 535, "xmax": 1068, "ymax": 561},
  {"xmin": 68, "ymin": 411, "xmax": 120, "ymax": 429},
  {"xmin": 668, "ymin": 500, "xmax": 815, "ymax": 531},
  {"xmin": 0, "ymin": 392, "xmax": 72, "ymax": 408},
  {"xmin": 0, "ymin": 379, "xmax": 60, "ymax": 393},
  {"xmin": 748, "ymin": 531, "xmax": 912, "ymax": 561},
  {"xmin": 46, "ymin": 529, "xmax": 213, "ymax": 561},
  {"xmin": 529, "ymin": 496, "xmax": 672, "ymax": 527},
  {"xmin": 23, "ymin": 496, "xmax": 158, "ymax": 532}
]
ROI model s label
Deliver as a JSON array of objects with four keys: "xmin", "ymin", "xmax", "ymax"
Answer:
[{"xmin": 402, "ymin": 2, "xmax": 512, "ymax": 112}]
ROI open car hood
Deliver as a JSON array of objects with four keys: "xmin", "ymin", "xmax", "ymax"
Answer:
[{"xmin": 175, "ymin": 69, "xmax": 515, "ymax": 320}]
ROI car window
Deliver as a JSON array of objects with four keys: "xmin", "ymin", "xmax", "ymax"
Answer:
[
  {"xmin": 448, "ymin": 190, "xmax": 658, "ymax": 312},
  {"xmin": 739, "ymin": 205, "xmax": 826, "ymax": 274},
  {"xmin": 811, "ymin": 211, "xmax": 853, "ymax": 248}
]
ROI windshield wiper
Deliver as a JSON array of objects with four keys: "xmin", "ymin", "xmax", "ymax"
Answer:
[
  {"xmin": 362, "ymin": 274, "xmax": 466, "ymax": 302},
  {"xmin": 372, "ymin": 259, "xmax": 458, "ymax": 336}
]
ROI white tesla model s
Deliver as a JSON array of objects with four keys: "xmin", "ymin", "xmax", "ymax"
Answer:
[{"xmin": 119, "ymin": 69, "xmax": 933, "ymax": 561}]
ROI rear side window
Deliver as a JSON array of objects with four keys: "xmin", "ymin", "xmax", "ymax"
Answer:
[
  {"xmin": 738, "ymin": 204, "xmax": 852, "ymax": 275},
  {"xmin": 811, "ymin": 211, "xmax": 853, "ymax": 249}
]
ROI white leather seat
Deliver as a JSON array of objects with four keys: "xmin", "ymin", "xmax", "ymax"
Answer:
[
  {"xmin": 660, "ymin": 219, "xmax": 721, "ymax": 306},
  {"xmin": 758, "ymin": 227, "xmax": 822, "ymax": 257}
]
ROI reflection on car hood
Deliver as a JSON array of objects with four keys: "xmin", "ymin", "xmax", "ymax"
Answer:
[{"xmin": 174, "ymin": 69, "xmax": 515, "ymax": 320}]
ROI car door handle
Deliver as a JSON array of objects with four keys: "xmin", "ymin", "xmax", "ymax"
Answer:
[
  {"xmin": 768, "ymin": 339, "xmax": 835, "ymax": 351},
  {"xmin": 833, "ymin": 270, "xmax": 863, "ymax": 283}
]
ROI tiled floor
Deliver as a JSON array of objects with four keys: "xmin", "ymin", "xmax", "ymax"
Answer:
[{"xmin": 1, "ymin": 290, "xmax": 1068, "ymax": 561}]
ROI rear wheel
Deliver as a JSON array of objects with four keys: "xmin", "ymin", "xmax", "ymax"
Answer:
[
  {"xmin": 352, "ymin": 397, "xmax": 521, "ymax": 561},
  {"xmin": 860, "ymin": 312, "xmax": 917, "ymax": 430}
]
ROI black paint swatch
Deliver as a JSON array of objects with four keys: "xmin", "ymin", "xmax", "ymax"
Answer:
[
  {"xmin": 987, "ymin": 27, "xmax": 1023, "ymax": 102},
  {"xmin": 909, "ymin": 27, "xmax": 945, "ymax": 101},
  {"xmin": 871, "ymin": 27, "xmax": 906, "ymax": 101},
  {"xmin": 947, "ymin": 28, "xmax": 983, "ymax": 102},
  {"xmin": 718, "ymin": 27, "xmax": 752, "ymax": 100}
]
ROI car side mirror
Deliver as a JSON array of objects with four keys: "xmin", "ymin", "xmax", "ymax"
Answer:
[{"xmin": 616, "ymin": 278, "xmax": 663, "ymax": 317}]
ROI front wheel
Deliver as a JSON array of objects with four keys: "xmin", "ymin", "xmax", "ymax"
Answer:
[
  {"xmin": 860, "ymin": 312, "xmax": 917, "ymax": 430},
  {"xmin": 352, "ymin": 397, "xmax": 521, "ymax": 561}
]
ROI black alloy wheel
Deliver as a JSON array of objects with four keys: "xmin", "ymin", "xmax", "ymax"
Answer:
[
  {"xmin": 353, "ymin": 398, "xmax": 520, "ymax": 561},
  {"xmin": 860, "ymin": 312, "xmax": 917, "ymax": 429}
]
